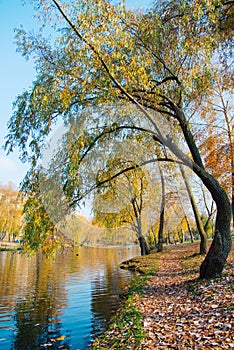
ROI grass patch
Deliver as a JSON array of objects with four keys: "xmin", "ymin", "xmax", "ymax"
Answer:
[
  {"xmin": 91, "ymin": 295, "xmax": 145, "ymax": 350},
  {"xmin": 91, "ymin": 252, "xmax": 161, "ymax": 349},
  {"xmin": 120, "ymin": 252, "xmax": 160, "ymax": 275},
  {"xmin": 181, "ymin": 253, "xmax": 204, "ymax": 274}
]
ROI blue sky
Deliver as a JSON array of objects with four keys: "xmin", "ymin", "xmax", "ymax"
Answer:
[
  {"xmin": 0, "ymin": 0, "xmax": 36, "ymax": 187},
  {"xmin": 0, "ymin": 0, "xmax": 151, "ymax": 188}
]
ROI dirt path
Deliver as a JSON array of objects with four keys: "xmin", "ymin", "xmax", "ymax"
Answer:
[{"xmin": 137, "ymin": 244, "xmax": 234, "ymax": 349}]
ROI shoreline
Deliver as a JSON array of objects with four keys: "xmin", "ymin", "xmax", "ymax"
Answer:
[
  {"xmin": 0, "ymin": 242, "xmax": 21, "ymax": 251},
  {"xmin": 91, "ymin": 242, "xmax": 234, "ymax": 349}
]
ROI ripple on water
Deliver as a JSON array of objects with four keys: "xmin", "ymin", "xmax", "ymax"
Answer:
[{"xmin": 0, "ymin": 246, "xmax": 139, "ymax": 349}]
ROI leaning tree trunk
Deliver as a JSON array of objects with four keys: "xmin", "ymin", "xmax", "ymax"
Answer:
[
  {"xmin": 169, "ymin": 107, "xmax": 232, "ymax": 278},
  {"xmin": 180, "ymin": 164, "xmax": 208, "ymax": 254},
  {"xmin": 164, "ymin": 140, "xmax": 232, "ymax": 277},
  {"xmin": 157, "ymin": 164, "xmax": 165, "ymax": 252},
  {"xmin": 192, "ymin": 164, "xmax": 232, "ymax": 278},
  {"xmin": 199, "ymin": 185, "xmax": 232, "ymax": 278}
]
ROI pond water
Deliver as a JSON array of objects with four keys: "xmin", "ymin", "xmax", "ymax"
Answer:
[{"xmin": 0, "ymin": 246, "xmax": 139, "ymax": 350}]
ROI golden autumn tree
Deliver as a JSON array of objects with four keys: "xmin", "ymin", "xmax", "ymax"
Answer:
[
  {"xmin": 0, "ymin": 183, "xmax": 23, "ymax": 242},
  {"xmin": 5, "ymin": 0, "xmax": 234, "ymax": 278},
  {"xmin": 93, "ymin": 159, "xmax": 152, "ymax": 255},
  {"xmin": 197, "ymin": 74, "xmax": 234, "ymax": 228}
]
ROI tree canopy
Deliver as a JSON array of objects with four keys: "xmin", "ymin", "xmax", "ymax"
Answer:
[{"xmin": 5, "ymin": 0, "xmax": 234, "ymax": 278}]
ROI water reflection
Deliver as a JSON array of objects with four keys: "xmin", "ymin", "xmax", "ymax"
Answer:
[{"xmin": 0, "ymin": 246, "xmax": 139, "ymax": 349}]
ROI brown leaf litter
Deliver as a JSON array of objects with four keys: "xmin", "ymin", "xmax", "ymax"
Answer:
[{"xmin": 136, "ymin": 242, "xmax": 234, "ymax": 350}]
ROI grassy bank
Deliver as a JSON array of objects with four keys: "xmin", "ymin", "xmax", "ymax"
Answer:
[
  {"xmin": 91, "ymin": 242, "xmax": 234, "ymax": 349},
  {"xmin": 0, "ymin": 242, "xmax": 21, "ymax": 252},
  {"xmin": 91, "ymin": 252, "xmax": 161, "ymax": 349}
]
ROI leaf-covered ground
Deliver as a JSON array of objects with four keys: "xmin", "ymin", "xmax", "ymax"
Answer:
[
  {"xmin": 92, "ymin": 241, "xmax": 234, "ymax": 350},
  {"xmin": 137, "ymin": 242, "xmax": 234, "ymax": 350}
]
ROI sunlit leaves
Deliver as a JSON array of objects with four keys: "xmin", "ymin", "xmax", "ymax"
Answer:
[
  {"xmin": 93, "ymin": 159, "xmax": 149, "ymax": 231},
  {"xmin": 197, "ymin": 75, "xmax": 234, "ymax": 198},
  {"xmin": 6, "ymin": 0, "xmax": 232, "ymax": 176},
  {"xmin": 4, "ymin": 0, "xmax": 233, "ymax": 268},
  {"xmin": 20, "ymin": 173, "xmax": 63, "ymax": 256},
  {"xmin": 0, "ymin": 184, "xmax": 23, "ymax": 242}
]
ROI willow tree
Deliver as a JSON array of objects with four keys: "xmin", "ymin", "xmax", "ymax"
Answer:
[
  {"xmin": 6, "ymin": 0, "xmax": 233, "ymax": 278},
  {"xmin": 93, "ymin": 159, "xmax": 151, "ymax": 255}
]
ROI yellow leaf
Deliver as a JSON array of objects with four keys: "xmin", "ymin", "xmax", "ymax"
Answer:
[{"xmin": 56, "ymin": 335, "xmax": 66, "ymax": 341}]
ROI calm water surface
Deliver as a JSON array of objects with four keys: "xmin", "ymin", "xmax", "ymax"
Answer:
[{"xmin": 0, "ymin": 246, "xmax": 139, "ymax": 349}]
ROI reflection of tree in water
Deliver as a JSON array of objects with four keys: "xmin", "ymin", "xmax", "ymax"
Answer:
[
  {"xmin": 9, "ymin": 253, "xmax": 76, "ymax": 350},
  {"xmin": 1, "ymin": 246, "xmax": 137, "ymax": 349},
  {"xmin": 90, "ymin": 262, "xmax": 134, "ymax": 338},
  {"xmin": 13, "ymin": 295, "xmax": 71, "ymax": 350}
]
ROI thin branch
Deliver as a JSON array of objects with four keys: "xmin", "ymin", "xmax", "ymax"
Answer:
[
  {"xmin": 77, "ymin": 124, "xmax": 161, "ymax": 166},
  {"xmin": 151, "ymin": 76, "xmax": 180, "ymax": 86},
  {"xmin": 69, "ymin": 157, "xmax": 186, "ymax": 207},
  {"xmin": 51, "ymin": 0, "xmax": 164, "ymax": 138}
]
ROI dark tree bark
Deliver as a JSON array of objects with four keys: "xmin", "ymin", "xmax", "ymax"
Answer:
[
  {"xmin": 191, "ymin": 164, "xmax": 232, "ymax": 278},
  {"xmin": 138, "ymin": 236, "xmax": 150, "ymax": 255},
  {"xmin": 178, "ymin": 229, "xmax": 185, "ymax": 243},
  {"xmin": 166, "ymin": 108, "xmax": 232, "ymax": 278},
  {"xmin": 131, "ymin": 196, "xmax": 150, "ymax": 256},
  {"xmin": 231, "ymin": 156, "xmax": 234, "ymax": 230},
  {"xmin": 199, "ymin": 177, "xmax": 232, "ymax": 278},
  {"xmin": 157, "ymin": 164, "xmax": 165, "ymax": 252},
  {"xmin": 179, "ymin": 164, "xmax": 207, "ymax": 254},
  {"xmin": 0, "ymin": 231, "xmax": 6, "ymax": 242}
]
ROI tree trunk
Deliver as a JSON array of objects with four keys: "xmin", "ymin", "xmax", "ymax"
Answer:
[
  {"xmin": 232, "ymin": 169, "xmax": 234, "ymax": 230},
  {"xmin": 222, "ymin": 94, "xmax": 234, "ymax": 231},
  {"xmin": 157, "ymin": 164, "xmax": 165, "ymax": 252},
  {"xmin": 151, "ymin": 225, "xmax": 157, "ymax": 248},
  {"xmin": 193, "ymin": 165, "xmax": 232, "ymax": 278},
  {"xmin": 185, "ymin": 215, "xmax": 194, "ymax": 242},
  {"xmin": 163, "ymin": 130, "xmax": 232, "ymax": 277},
  {"xmin": 204, "ymin": 214, "xmax": 214, "ymax": 235},
  {"xmin": 157, "ymin": 208, "xmax": 164, "ymax": 252},
  {"xmin": 179, "ymin": 229, "xmax": 185, "ymax": 243},
  {"xmin": 180, "ymin": 164, "xmax": 207, "ymax": 254},
  {"xmin": 172, "ymin": 108, "xmax": 232, "ymax": 278},
  {"xmin": 138, "ymin": 236, "xmax": 150, "ymax": 255},
  {"xmin": 135, "ymin": 214, "xmax": 150, "ymax": 255},
  {"xmin": 166, "ymin": 231, "xmax": 171, "ymax": 245}
]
